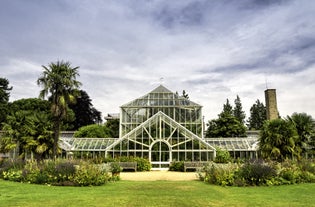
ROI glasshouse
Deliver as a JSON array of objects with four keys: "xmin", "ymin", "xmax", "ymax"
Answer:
[{"xmin": 59, "ymin": 85, "xmax": 259, "ymax": 168}]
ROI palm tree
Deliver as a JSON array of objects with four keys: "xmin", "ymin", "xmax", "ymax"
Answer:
[
  {"xmin": 37, "ymin": 61, "xmax": 81, "ymax": 158},
  {"xmin": 287, "ymin": 113, "xmax": 315, "ymax": 158},
  {"xmin": 259, "ymin": 119, "xmax": 298, "ymax": 161}
]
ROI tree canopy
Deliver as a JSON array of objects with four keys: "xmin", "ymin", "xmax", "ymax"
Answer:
[
  {"xmin": 0, "ymin": 77, "xmax": 12, "ymax": 104},
  {"xmin": 74, "ymin": 124, "xmax": 111, "ymax": 138},
  {"xmin": 247, "ymin": 99, "xmax": 266, "ymax": 130},
  {"xmin": 233, "ymin": 95, "xmax": 246, "ymax": 124},
  {"xmin": 259, "ymin": 119, "xmax": 298, "ymax": 161},
  {"xmin": 287, "ymin": 113, "xmax": 315, "ymax": 157},
  {"xmin": 206, "ymin": 98, "xmax": 247, "ymax": 138},
  {"xmin": 0, "ymin": 77, "xmax": 13, "ymax": 129},
  {"xmin": 68, "ymin": 90, "xmax": 102, "ymax": 130}
]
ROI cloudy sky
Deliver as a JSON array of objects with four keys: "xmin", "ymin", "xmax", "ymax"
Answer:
[{"xmin": 1, "ymin": 0, "xmax": 315, "ymax": 121}]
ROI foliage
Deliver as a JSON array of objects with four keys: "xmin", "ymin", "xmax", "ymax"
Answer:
[
  {"xmin": 198, "ymin": 159, "xmax": 315, "ymax": 187},
  {"xmin": 68, "ymin": 90, "xmax": 102, "ymax": 130},
  {"xmin": 169, "ymin": 161, "xmax": 184, "ymax": 172},
  {"xmin": 37, "ymin": 60, "xmax": 82, "ymax": 158},
  {"xmin": 214, "ymin": 148, "xmax": 231, "ymax": 163},
  {"xmin": 0, "ymin": 159, "xmax": 111, "ymax": 186},
  {"xmin": 247, "ymin": 99, "xmax": 266, "ymax": 130},
  {"xmin": 1, "ymin": 110, "xmax": 54, "ymax": 159},
  {"xmin": 74, "ymin": 124, "xmax": 112, "ymax": 138},
  {"xmin": 105, "ymin": 119, "xmax": 120, "ymax": 138},
  {"xmin": 201, "ymin": 162, "xmax": 238, "ymax": 186},
  {"xmin": 237, "ymin": 159, "xmax": 277, "ymax": 186},
  {"xmin": 287, "ymin": 113, "xmax": 315, "ymax": 157},
  {"xmin": 0, "ymin": 104, "xmax": 9, "ymax": 129},
  {"xmin": 2, "ymin": 169, "xmax": 23, "ymax": 182},
  {"xmin": 9, "ymin": 98, "xmax": 51, "ymax": 113},
  {"xmin": 206, "ymin": 113, "xmax": 247, "ymax": 137},
  {"xmin": 233, "ymin": 95, "xmax": 246, "ymax": 124},
  {"xmin": 72, "ymin": 162, "xmax": 110, "ymax": 186},
  {"xmin": 206, "ymin": 98, "xmax": 247, "ymax": 137},
  {"xmin": 259, "ymin": 119, "xmax": 299, "ymax": 161},
  {"xmin": 0, "ymin": 77, "xmax": 13, "ymax": 128},
  {"xmin": 110, "ymin": 162, "xmax": 123, "ymax": 173},
  {"xmin": 133, "ymin": 157, "xmax": 151, "ymax": 171},
  {"xmin": 0, "ymin": 77, "xmax": 13, "ymax": 104}
]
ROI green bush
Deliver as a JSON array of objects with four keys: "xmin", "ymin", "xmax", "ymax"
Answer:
[
  {"xmin": 237, "ymin": 160, "xmax": 277, "ymax": 186},
  {"xmin": 201, "ymin": 162, "xmax": 238, "ymax": 186},
  {"xmin": 133, "ymin": 157, "xmax": 151, "ymax": 171},
  {"xmin": 2, "ymin": 169, "xmax": 23, "ymax": 182},
  {"xmin": 74, "ymin": 124, "xmax": 111, "ymax": 138},
  {"xmin": 54, "ymin": 160, "xmax": 76, "ymax": 182},
  {"xmin": 169, "ymin": 161, "xmax": 184, "ymax": 172},
  {"xmin": 0, "ymin": 159, "xmax": 112, "ymax": 186},
  {"xmin": 0, "ymin": 159, "xmax": 25, "ymax": 176},
  {"xmin": 214, "ymin": 148, "xmax": 231, "ymax": 163},
  {"xmin": 72, "ymin": 162, "xmax": 110, "ymax": 186}
]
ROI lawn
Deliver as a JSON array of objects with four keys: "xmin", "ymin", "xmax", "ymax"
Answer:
[{"xmin": 0, "ymin": 179, "xmax": 315, "ymax": 207}]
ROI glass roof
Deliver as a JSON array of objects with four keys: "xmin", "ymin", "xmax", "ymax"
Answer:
[
  {"xmin": 205, "ymin": 138, "xmax": 259, "ymax": 151},
  {"xmin": 121, "ymin": 85, "xmax": 201, "ymax": 108},
  {"xmin": 59, "ymin": 133, "xmax": 259, "ymax": 152}
]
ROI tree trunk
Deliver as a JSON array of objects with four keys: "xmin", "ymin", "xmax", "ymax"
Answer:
[{"xmin": 53, "ymin": 120, "xmax": 60, "ymax": 159}]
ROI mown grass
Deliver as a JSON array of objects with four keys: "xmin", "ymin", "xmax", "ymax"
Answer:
[{"xmin": 0, "ymin": 179, "xmax": 315, "ymax": 207}]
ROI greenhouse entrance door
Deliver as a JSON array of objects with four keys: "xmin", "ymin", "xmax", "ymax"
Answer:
[{"xmin": 150, "ymin": 141, "xmax": 171, "ymax": 170}]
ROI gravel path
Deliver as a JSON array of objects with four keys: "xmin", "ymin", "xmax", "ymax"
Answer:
[{"xmin": 120, "ymin": 171, "xmax": 200, "ymax": 181}]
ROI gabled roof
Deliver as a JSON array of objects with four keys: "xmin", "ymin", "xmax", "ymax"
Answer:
[
  {"xmin": 121, "ymin": 85, "xmax": 201, "ymax": 108},
  {"xmin": 149, "ymin": 85, "xmax": 173, "ymax": 93}
]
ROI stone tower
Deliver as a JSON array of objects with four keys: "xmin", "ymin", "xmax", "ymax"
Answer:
[{"xmin": 265, "ymin": 89, "xmax": 279, "ymax": 120}]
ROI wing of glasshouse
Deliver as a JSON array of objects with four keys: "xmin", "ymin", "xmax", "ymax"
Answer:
[{"xmin": 59, "ymin": 85, "xmax": 259, "ymax": 168}]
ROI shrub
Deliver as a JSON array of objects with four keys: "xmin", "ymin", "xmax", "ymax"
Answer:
[
  {"xmin": 72, "ymin": 161, "xmax": 110, "ymax": 186},
  {"xmin": 2, "ymin": 169, "xmax": 23, "ymax": 182},
  {"xmin": 169, "ymin": 161, "xmax": 184, "ymax": 172},
  {"xmin": 201, "ymin": 162, "xmax": 238, "ymax": 186},
  {"xmin": 237, "ymin": 159, "xmax": 276, "ymax": 186},
  {"xmin": 54, "ymin": 160, "xmax": 76, "ymax": 182},
  {"xmin": 0, "ymin": 159, "xmax": 25, "ymax": 175},
  {"xmin": 74, "ymin": 124, "xmax": 111, "ymax": 138},
  {"xmin": 133, "ymin": 157, "xmax": 151, "ymax": 171},
  {"xmin": 214, "ymin": 148, "xmax": 231, "ymax": 163}
]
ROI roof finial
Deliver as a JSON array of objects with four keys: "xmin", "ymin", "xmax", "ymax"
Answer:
[{"xmin": 159, "ymin": 77, "xmax": 164, "ymax": 85}]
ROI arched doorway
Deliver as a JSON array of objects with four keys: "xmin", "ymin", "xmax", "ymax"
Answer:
[{"xmin": 149, "ymin": 140, "xmax": 171, "ymax": 169}]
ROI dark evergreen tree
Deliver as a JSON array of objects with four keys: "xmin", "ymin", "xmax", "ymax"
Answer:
[
  {"xmin": 247, "ymin": 99, "xmax": 266, "ymax": 130},
  {"xmin": 206, "ymin": 99, "xmax": 247, "ymax": 138},
  {"xmin": 0, "ymin": 77, "xmax": 12, "ymax": 104},
  {"xmin": 233, "ymin": 95, "xmax": 246, "ymax": 124},
  {"xmin": 68, "ymin": 90, "xmax": 102, "ymax": 130},
  {"xmin": 220, "ymin": 99, "xmax": 233, "ymax": 116},
  {"xmin": 0, "ymin": 77, "xmax": 13, "ymax": 129}
]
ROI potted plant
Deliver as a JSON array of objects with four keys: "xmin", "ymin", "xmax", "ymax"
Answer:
[{"xmin": 110, "ymin": 162, "xmax": 123, "ymax": 177}]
